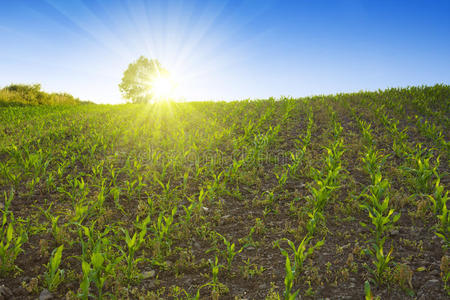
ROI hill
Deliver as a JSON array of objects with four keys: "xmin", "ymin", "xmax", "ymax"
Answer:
[{"xmin": 0, "ymin": 84, "xmax": 448, "ymax": 299}]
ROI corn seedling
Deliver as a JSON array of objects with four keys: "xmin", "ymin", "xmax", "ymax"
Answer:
[
  {"xmin": 153, "ymin": 207, "xmax": 177, "ymax": 256},
  {"xmin": 276, "ymin": 236, "xmax": 324, "ymax": 279},
  {"xmin": 364, "ymin": 280, "xmax": 380, "ymax": 300},
  {"xmin": 283, "ymin": 255, "xmax": 300, "ymax": 300},
  {"xmin": 403, "ymin": 150, "xmax": 437, "ymax": 194},
  {"xmin": 428, "ymin": 176, "xmax": 448, "ymax": 215},
  {"xmin": 216, "ymin": 233, "xmax": 243, "ymax": 270},
  {"xmin": 0, "ymin": 196, "xmax": 28, "ymax": 276},
  {"xmin": 360, "ymin": 144, "xmax": 400, "ymax": 285},
  {"xmin": 38, "ymin": 203, "xmax": 66, "ymax": 244},
  {"xmin": 121, "ymin": 215, "xmax": 150, "ymax": 281},
  {"xmin": 435, "ymin": 202, "xmax": 450, "ymax": 250},
  {"xmin": 44, "ymin": 245, "xmax": 65, "ymax": 292}
]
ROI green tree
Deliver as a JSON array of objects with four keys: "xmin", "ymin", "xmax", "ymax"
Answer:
[{"xmin": 119, "ymin": 56, "xmax": 169, "ymax": 103}]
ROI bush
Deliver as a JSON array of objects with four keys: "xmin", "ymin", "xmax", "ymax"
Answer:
[{"xmin": 0, "ymin": 84, "xmax": 88, "ymax": 106}]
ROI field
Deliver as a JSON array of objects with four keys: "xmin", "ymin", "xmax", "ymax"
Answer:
[{"xmin": 0, "ymin": 85, "xmax": 449, "ymax": 299}]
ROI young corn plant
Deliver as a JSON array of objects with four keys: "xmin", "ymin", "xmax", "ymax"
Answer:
[
  {"xmin": 182, "ymin": 201, "xmax": 195, "ymax": 226},
  {"xmin": 360, "ymin": 158, "xmax": 400, "ymax": 285},
  {"xmin": 361, "ymin": 147, "xmax": 389, "ymax": 185},
  {"xmin": 152, "ymin": 207, "xmax": 177, "ymax": 259},
  {"xmin": 364, "ymin": 280, "xmax": 380, "ymax": 300},
  {"xmin": 209, "ymin": 256, "xmax": 220, "ymax": 287},
  {"xmin": 93, "ymin": 179, "xmax": 107, "ymax": 213},
  {"xmin": 435, "ymin": 202, "xmax": 449, "ymax": 250},
  {"xmin": 0, "ymin": 161, "xmax": 22, "ymax": 188},
  {"xmin": 44, "ymin": 245, "xmax": 65, "ymax": 292},
  {"xmin": 79, "ymin": 259, "xmax": 93, "ymax": 300},
  {"xmin": 216, "ymin": 233, "xmax": 243, "ymax": 270},
  {"xmin": 275, "ymin": 236, "xmax": 324, "ymax": 280},
  {"xmin": 71, "ymin": 199, "xmax": 92, "ymax": 225},
  {"xmin": 323, "ymin": 140, "xmax": 345, "ymax": 173},
  {"xmin": 283, "ymin": 255, "xmax": 300, "ymax": 300},
  {"xmin": 0, "ymin": 222, "xmax": 28, "ymax": 276},
  {"xmin": 307, "ymin": 177, "xmax": 336, "ymax": 212},
  {"xmin": 1, "ymin": 191, "xmax": 13, "ymax": 225},
  {"xmin": 288, "ymin": 107, "xmax": 313, "ymax": 178},
  {"xmin": 80, "ymin": 249, "xmax": 120, "ymax": 299},
  {"xmin": 359, "ymin": 120, "xmax": 374, "ymax": 146},
  {"xmin": 306, "ymin": 208, "xmax": 324, "ymax": 236},
  {"xmin": 38, "ymin": 204, "xmax": 66, "ymax": 244},
  {"xmin": 428, "ymin": 176, "xmax": 449, "ymax": 215},
  {"xmin": 365, "ymin": 243, "xmax": 395, "ymax": 286},
  {"xmin": 275, "ymin": 169, "xmax": 289, "ymax": 190},
  {"xmin": 110, "ymin": 186, "xmax": 125, "ymax": 214},
  {"xmin": 206, "ymin": 256, "xmax": 226, "ymax": 298},
  {"xmin": 0, "ymin": 195, "xmax": 28, "ymax": 276},
  {"xmin": 77, "ymin": 222, "xmax": 110, "ymax": 260},
  {"xmin": 403, "ymin": 150, "xmax": 437, "ymax": 195},
  {"xmin": 121, "ymin": 215, "xmax": 150, "ymax": 282},
  {"xmin": 225, "ymin": 159, "xmax": 243, "ymax": 184},
  {"xmin": 60, "ymin": 177, "xmax": 89, "ymax": 206},
  {"xmin": 287, "ymin": 151, "xmax": 303, "ymax": 177},
  {"xmin": 78, "ymin": 230, "xmax": 121, "ymax": 299}
]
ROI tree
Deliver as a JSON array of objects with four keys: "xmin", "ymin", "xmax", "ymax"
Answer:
[{"xmin": 119, "ymin": 56, "xmax": 169, "ymax": 103}]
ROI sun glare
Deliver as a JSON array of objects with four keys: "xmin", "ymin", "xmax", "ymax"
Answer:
[
  {"xmin": 152, "ymin": 77, "xmax": 172, "ymax": 98},
  {"xmin": 148, "ymin": 73, "xmax": 179, "ymax": 101}
]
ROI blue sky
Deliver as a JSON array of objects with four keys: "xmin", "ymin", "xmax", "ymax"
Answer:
[{"xmin": 0, "ymin": 0, "xmax": 449, "ymax": 103}]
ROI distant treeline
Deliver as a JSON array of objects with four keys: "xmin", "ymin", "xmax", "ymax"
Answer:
[{"xmin": 0, "ymin": 84, "xmax": 91, "ymax": 106}]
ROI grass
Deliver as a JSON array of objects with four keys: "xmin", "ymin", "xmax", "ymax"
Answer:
[{"xmin": 0, "ymin": 84, "xmax": 448, "ymax": 299}]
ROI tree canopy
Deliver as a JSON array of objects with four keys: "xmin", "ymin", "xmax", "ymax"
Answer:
[{"xmin": 118, "ymin": 56, "xmax": 169, "ymax": 103}]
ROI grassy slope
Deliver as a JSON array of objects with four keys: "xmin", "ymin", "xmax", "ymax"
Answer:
[{"xmin": 0, "ymin": 85, "xmax": 448, "ymax": 299}]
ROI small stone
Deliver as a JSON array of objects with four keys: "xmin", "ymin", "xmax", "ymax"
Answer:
[
  {"xmin": 426, "ymin": 279, "xmax": 440, "ymax": 284},
  {"xmin": 202, "ymin": 206, "xmax": 209, "ymax": 212},
  {"xmin": 142, "ymin": 270, "xmax": 156, "ymax": 279},
  {"xmin": 341, "ymin": 243, "xmax": 351, "ymax": 249},
  {"xmin": 419, "ymin": 278, "xmax": 441, "ymax": 296},
  {"xmin": 146, "ymin": 280, "xmax": 157, "ymax": 289},
  {"xmin": 0, "ymin": 285, "xmax": 13, "ymax": 300},
  {"xmin": 390, "ymin": 230, "xmax": 399, "ymax": 236},
  {"xmin": 430, "ymin": 269, "xmax": 440, "ymax": 276},
  {"xmin": 39, "ymin": 289, "xmax": 53, "ymax": 300}
]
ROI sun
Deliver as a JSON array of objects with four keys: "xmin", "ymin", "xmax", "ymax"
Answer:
[
  {"xmin": 143, "ymin": 66, "xmax": 188, "ymax": 102},
  {"xmin": 152, "ymin": 76, "xmax": 175, "ymax": 100},
  {"xmin": 148, "ymin": 64, "xmax": 191, "ymax": 102}
]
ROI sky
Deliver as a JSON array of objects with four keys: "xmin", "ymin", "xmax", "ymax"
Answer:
[{"xmin": 0, "ymin": 0, "xmax": 449, "ymax": 104}]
